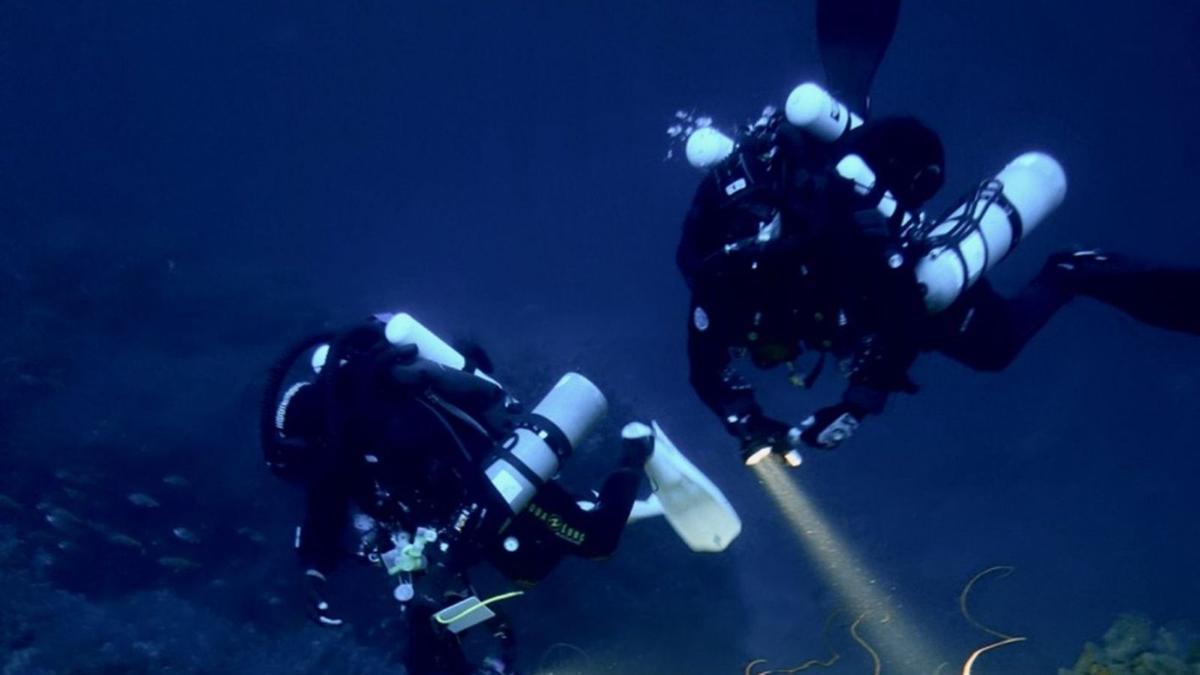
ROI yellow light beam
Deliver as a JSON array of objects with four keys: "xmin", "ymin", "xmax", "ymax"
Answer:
[{"xmin": 752, "ymin": 460, "xmax": 944, "ymax": 674}]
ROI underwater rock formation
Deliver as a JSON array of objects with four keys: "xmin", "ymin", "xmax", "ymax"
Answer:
[{"xmin": 1059, "ymin": 614, "xmax": 1200, "ymax": 674}]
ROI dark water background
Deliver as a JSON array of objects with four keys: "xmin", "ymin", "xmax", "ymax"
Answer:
[{"xmin": 2, "ymin": 1, "xmax": 1199, "ymax": 672}]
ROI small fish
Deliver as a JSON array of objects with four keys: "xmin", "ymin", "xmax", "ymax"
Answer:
[
  {"xmin": 54, "ymin": 470, "xmax": 96, "ymax": 486},
  {"xmin": 127, "ymin": 493, "xmax": 160, "ymax": 508},
  {"xmin": 236, "ymin": 527, "xmax": 266, "ymax": 544},
  {"xmin": 172, "ymin": 527, "xmax": 201, "ymax": 544},
  {"xmin": 161, "ymin": 475, "xmax": 190, "ymax": 488},
  {"xmin": 157, "ymin": 556, "xmax": 200, "ymax": 572},
  {"xmin": 60, "ymin": 486, "xmax": 86, "ymax": 501},
  {"xmin": 44, "ymin": 507, "xmax": 85, "ymax": 533},
  {"xmin": 106, "ymin": 533, "xmax": 145, "ymax": 551}
]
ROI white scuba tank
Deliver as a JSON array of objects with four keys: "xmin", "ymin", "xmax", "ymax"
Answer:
[
  {"xmin": 484, "ymin": 373, "xmax": 607, "ymax": 515},
  {"xmin": 385, "ymin": 313, "xmax": 469, "ymax": 370},
  {"xmin": 682, "ymin": 82, "xmax": 861, "ymax": 171},
  {"xmin": 312, "ymin": 312, "xmax": 482, "ymax": 375},
  {"xmin": 915, "ymin": 152, "xmax": 1068, "ymax": 313},
  {"xmin": 685, "ymin": 126, "xmax": 737, "ymax": 170},
  {"xmin": 785, "ymin": 82, "xmax": 863, "ymax": 142},
  {"xmin": 834, "ymin": 153, "xmax": 902, "ymax": 220},
  {"xmin": 383, "ymin": 312, "xmax": 506, "ymax": 388}
]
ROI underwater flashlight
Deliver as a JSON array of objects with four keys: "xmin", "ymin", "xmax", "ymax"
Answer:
[
  {"xmin": 743, "ymin": 445, "xmax": 774, "ymax": 466},
  {"xmin": 783, "ymin": 449, "xmax": 803, "ymax": 467}
]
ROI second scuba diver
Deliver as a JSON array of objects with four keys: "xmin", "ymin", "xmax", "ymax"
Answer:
[
  {"xmin": 262, "ymin": 314, "xmax": 652, "ymax": 674},
  {"xmin": 261, "ymin": 312, "xmax": 742, "ymax": 674},
  {"xmin": 675, "ymin": 0, "xmax": 1200, "ymax": 464}
]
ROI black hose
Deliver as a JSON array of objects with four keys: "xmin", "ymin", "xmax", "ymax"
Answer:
[{"xmin": 260, "ymin": 331, "xmax": 336, "ymax": 470}]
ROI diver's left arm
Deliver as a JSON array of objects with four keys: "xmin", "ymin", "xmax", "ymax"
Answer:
[{"xmin": 800, "ymin": 338, "xmax": 918, "ymax": 449}]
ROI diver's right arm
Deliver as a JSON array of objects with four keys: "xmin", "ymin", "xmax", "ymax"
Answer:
[{"xmin": 686, "ymin": 298, "xmax": 795, "ymax": 456}]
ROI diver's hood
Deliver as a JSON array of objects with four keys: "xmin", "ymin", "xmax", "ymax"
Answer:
[{"xmin": 843, "ymin": 116, "xmax": 945, "ymax": 208}]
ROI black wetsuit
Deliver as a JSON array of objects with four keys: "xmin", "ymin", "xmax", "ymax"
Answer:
[{"xmin": 679, "ymin": 132, "xmax": 1200, "ymax": 444}]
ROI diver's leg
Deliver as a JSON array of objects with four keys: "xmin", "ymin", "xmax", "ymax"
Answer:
[
  {"xmin": 477, "ymin": 613, "xmax": 519, "ymax": 675},
  {"xmin": 574, "ymin": 431, "xmax": 654, "ymax": 558},
  {"xmin": 930, "ymin": 273, "xmax": 1071, "ymax": 372},
  {"xmin": 405, "ymin": 601, "xmax": 473, "ymax": 675},
  {"xmin": 1048, "ymin": 250, "xmax": 1200, "ymax": 335}
]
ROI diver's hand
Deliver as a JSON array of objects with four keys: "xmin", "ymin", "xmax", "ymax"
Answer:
[
  {"xmin": 735, "ymin": 415, "xmax": 797, "ymax": 459},
  {"xmin": 303, "ymin": 569, "xmax": 344, "ymax": 627},
  {"xmin": 799, "ymin": 404, "xmax": 862, "ymax": 449}
]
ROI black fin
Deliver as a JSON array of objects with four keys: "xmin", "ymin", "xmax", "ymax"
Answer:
[{"xmin": 816, "ymin": 0, "xmax": 901, "ymax": 118}]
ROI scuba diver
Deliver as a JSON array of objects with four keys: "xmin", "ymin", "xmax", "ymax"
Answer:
[
  {"xmin": 675, "ymin": 0, "xmax": 1200, "ymax": 465},
  {"xmin": 261, "ymin": 314, "xmax": 651, "ymax": 675},
  {"xmin": 261, "ymin": 312, "xmax": 742, "ymax": 674}
]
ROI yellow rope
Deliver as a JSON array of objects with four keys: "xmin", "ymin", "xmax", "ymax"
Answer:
[
  {"xmin": 849, "ymin": 612, "xmax": 883, "ymax": 675},
  {"xmin": 434, "ymin": 591, "xmax": 525, "ymax": 625},
  {"xmin": 959, "ymin": 566, "xmax": 1016, "ymax": 639},
  {"xmin": 957, "ymin": 566, "xmax": 1026, "ymax": 674},
  {"xmin": 745, "ymin": 610, "xmax": 843, "ymax": 675},
  {"xmin": 961, "ymin": 637, "xmax": 1027, "ymax": 675}
]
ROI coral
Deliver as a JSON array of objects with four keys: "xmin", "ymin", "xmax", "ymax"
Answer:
[{"xmin": 1059, "ymin": 615, "xmax": 1200, "ymax": 675}]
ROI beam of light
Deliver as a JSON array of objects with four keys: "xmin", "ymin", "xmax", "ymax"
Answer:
[{"xmin": 752, "ymin": 459, "xmax": 944, "ymax": 674}]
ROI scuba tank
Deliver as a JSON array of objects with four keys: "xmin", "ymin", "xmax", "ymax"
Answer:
[
  {"xmin": 384, "ymin": 313, "xmax": 507, "ymax": 392},
  {"xmin": 785, "ymin": 82, "xmax": 864, "ymax": 142},
  {"xmin": 384, "ymin": 313, "xmax": 472, "ymax": 370},
  {"xmin": 686, "ymin": 126, "xmax": 737, "ymax": 170},
  {"xmin": 680, "ymin": 81, "xmax": 862, "ymax": 171},
  {"xmin": 484, "ymin": 373, "xmax": 607, "ymax": 516},
  {"xmin": 380, "ymin": 313, "xmax": 608, "ymax": 519},
  {"xmin": 830, "ymin": 150, "xmax": 1069, "ymax": 312},
  {"xmin": 913, "ymin": 152, "xmax": 1067, "ymax": 312}
]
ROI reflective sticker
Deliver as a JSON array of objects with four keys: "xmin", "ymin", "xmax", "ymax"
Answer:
[
  {"xmin": 490, "ymin": 468, "xmax": 524, "ymax": 504},
  {"xmin": 724, "ymin": 178, "xmax": 748, "ymax": 196},
  {"xmin": 693, "ymin": 306, "xmax": 710, "ymax": 332}
]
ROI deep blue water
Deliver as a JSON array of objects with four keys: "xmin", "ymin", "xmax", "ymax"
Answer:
[{"xmin": 2, "ymin": 1, "xmax": 1199, "ymax": 673}]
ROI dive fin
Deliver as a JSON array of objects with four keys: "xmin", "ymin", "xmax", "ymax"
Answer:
[
  {"xmin": 644, "ymin": 422, "xmax": 742, "ymax": 552},
  {"xmin": 816, "ymin": 0, "xmax": 901, "ymax": 118},
  {"xmin": 627, "ymin": 495, "xmax": 666, "ymax": 524}
]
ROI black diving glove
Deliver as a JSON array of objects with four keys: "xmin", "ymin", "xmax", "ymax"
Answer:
[
  {"xmin": 303, "ymin": 569, "xmax": 344, "ymax": 628},
  {"xmin": 733, "ymin": 414, "xmax": 798, "ymax": 463},
  {"xmin": 799, "ymin": 403, "xmax": 863, "ymax": 449}
]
